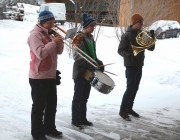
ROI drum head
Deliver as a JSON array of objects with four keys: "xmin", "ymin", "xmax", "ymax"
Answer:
[{"xmin": 94, "ymin": 70, "xmax": 115, "ymax": 86}]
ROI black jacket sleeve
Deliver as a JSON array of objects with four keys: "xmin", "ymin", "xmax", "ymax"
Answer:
[
  {"xmin": 147, "ymin": 44, "xmax": 155, "ymax": 51},
  {"xmin": 118, "ymin": 34, "xmax": 130, "ymax": 57}
]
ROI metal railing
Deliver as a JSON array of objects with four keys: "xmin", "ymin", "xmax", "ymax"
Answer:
[{"xmin": 65, "ymin": 13, "xmax": 118, "ymax": 27}]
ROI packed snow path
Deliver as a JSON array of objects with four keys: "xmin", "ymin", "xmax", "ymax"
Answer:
[{"xmin": 0, "ymin": 20, "xmax": 180, "ymax": 140}]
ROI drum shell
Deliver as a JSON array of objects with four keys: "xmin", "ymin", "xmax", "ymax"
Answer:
[
  {"xmin": 85, "ymin": 70, "xmax": 115, "ymax": 94},
  {"xmin": 90, "ymin": 76, "xmax": 114, "ymax": 94}
]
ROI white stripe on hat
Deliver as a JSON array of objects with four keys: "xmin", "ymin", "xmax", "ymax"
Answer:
[
  {"xmin": 39, "ymin": 14, "xmax": 54, "ymax": 21},
  {"xmin": 83, "ymin": 20, "xmax": 96, "ymax": 29}
]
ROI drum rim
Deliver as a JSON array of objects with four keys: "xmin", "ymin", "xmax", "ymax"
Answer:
[{"xmin": 94, "ymin": 70, "xmax": 115, "ymax": 86}]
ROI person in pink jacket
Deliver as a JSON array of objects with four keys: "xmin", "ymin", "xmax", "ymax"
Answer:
[{"xmin": 27, "ymin": 10, "xmax": 64, "ymax": 140}]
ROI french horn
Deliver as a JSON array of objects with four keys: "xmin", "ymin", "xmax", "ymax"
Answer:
[{"xmin": 132, "ymin": 30, "xmax": 156, "ymax": 56}]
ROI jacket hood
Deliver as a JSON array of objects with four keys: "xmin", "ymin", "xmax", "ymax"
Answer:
[
  {"xmin": 127, "ymin": 25, "xmax": 140, "ymax": 34},
  {"xmin": 30, "ymin": 24, "xmax": 49, "ymax": 34}
]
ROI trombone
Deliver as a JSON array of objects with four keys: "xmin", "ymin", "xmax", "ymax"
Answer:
[
  {"xmin": 51, "ymin": 25, "xmax": 99, "ymax": 69},
  {"xmin": 51, "ymin": 25, "xmax": 117, "ymax": 76}
]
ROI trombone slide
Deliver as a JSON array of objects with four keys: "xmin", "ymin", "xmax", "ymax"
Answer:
[{"xmin": 51, "ymin": 25, "xmax": 98, "ymax": 68}]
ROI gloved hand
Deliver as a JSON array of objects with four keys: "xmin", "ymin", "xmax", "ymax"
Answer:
[
  {"xmin": 97, "ymin": 60, "xmax": 104, "ymax": 72},
  {"xmin": 149, "ymin": 30, "xmax": 155, "ymax": 37},
  {"xmin": 127, "ymin": 54, "xmax": 137, "ymax": 62},
  {"xmin": 56, "ymin": 70, "xmax": 61, "ymax": 85},
  {"xmin": 84, "ymin": 61, "xmax": 96, "ymax": 71}
]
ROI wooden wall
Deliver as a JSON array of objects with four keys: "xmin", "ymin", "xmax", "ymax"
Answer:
[{"xmin": 119, "ymin": 0, "xmax": 180, "ymax": 27}]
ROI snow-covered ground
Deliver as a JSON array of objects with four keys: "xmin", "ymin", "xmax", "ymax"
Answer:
[{"xmin": 0, "ymin": 19, "xmax": 180, "ymax": 140}]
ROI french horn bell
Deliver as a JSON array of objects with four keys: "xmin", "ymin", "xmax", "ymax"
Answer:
[{"xmin": 132, "ymin": 30, "xmax": 156, "ymax": 56}]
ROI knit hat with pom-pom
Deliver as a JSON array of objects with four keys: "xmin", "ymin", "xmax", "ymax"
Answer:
[
  {"xmin": 82, "ymin": 13, "xmax": 96, "ymax": 29},
  {"xmin": 38, "ymin": 10, "xmax": 55, "ymax": 23}
]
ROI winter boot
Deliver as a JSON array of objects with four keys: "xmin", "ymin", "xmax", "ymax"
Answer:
[
  {"xmin": 33, "ymin": 136, "xmax": 48, "ymax": 140},
  {"xmin": 46, "ymin": 129, "xmax": 63, "ymax": 138},
  {"xmin": 127, "ymin": 110, "xmax": 140, "ymax": 118},
  {"xmin": 119, "ymin": 111, "xmax": 131, "ymax": 121},
  {"xmin": 82, "ymin": 120, "xmax": 93, "ymax": 126},
  {"xmin": 71, "ymin": 122, "xmax": 84, "ymax": 129}
]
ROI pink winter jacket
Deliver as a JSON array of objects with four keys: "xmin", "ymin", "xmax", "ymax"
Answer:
[{"xmin": 27, "ymin": 24, "xmax": 64, "ymax": 79}]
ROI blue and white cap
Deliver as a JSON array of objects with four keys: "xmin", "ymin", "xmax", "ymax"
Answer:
[
  {"xmin": 82, "ymin": 13, "xmax": 96, "ymax": 29},
  {"xmin": 38, "ymin": 10, "xmax": 55, "ymax": 23}
]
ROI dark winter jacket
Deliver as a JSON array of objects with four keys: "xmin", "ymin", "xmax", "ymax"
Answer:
[
  {"xmin": 118, "ymin": 25, "xmax": 155, "ymax": 67},
  {"xmin": 72, "ymin": 32, "xmax": 102, "ymax": 79}
]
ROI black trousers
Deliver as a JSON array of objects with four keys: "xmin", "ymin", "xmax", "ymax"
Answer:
[
  {"xmin": 120, "ymin": 66, "xmax": 142, "ymax": 112},
  {"xmin": 29, "ymin": 79, "xmax": 57, "ymax": 138},
  {"xmin": 72, "ymin": 78, "xmax": 91, "ymax": 123}
]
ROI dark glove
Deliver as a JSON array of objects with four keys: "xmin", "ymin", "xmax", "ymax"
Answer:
[
  {"xmin": 97, "ymin": 60, "xmax": 104, "ymax": 72},
  {"xmin": 149, "ymin": 30, "xmax": 155, "ymax": 37},
  {"xmin": 56, "ymin": 70, "xmax": 61, "ymax": 85},
  {"xmin": 127, "ymin": 54, "xmax": 137, "ymax": 62},
  {"xmin": 84, "ymin": 61, "xmax": 96, "ymax": 71}
]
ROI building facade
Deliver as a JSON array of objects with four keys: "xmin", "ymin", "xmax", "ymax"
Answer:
[{"xmin": 119, "ymin": 0, "xmax": 180, "ymax": 27}]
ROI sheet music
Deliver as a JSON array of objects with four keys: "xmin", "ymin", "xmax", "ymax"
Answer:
[{"xmin": 65, "ymin": 27, "xmax": 78, "ymax": 39}]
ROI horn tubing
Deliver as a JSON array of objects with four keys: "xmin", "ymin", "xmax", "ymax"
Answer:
[
  {"xmin": 63, "ymin": 41, "xmax": 98, "ymax": 68},
  {"xmin": 51, "ymin": 26, "xmax": 98, "ymax": 68},
  {"xmin": 54, "ymin": 25, "xmax": 67, "ymax": 34},
  {"xmin": 55, "ymin": 25, "xmax": 96, "ymax": 63},
  {"xmin": 52, "ymin": 25, "xmax": 118, "ymax": 76},
  {"xmin": 132, "ymin": 30, "xmax": 156, "ymax": 56},
  {"xmin": 54, "ymin": 25, "xmax": 85, "ymax": 42}
]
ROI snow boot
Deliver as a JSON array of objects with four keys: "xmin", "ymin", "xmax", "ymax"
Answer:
[
  {"xmin": 46, "ymin": 129, "xmax": 63, "ymax": 138},
  {"xmin": 82, "ymin": 120, "xmax": 93, "ymax": 126},
  {"xmin": 127, "ymin": 110, "xmax": 140, "ymax": 118},
  {"xmin": 71, "ymin": 122, "xmax": 84, "ymax": 129},
  {"xmin": 119, "ymin": 111, "xmax": 131, "ymax": 121},
  {"xmin": 33, "ymin": 136, "xmax": 48, "ymax": 140}
]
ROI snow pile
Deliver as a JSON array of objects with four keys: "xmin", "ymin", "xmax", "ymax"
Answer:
[
  {"xmin": 23, "ymin": 4, "xmax": 39, "ymax": 22},
  {"xmin": 0, "ymin": 20, "xmax": 180, "ymax": 139}
]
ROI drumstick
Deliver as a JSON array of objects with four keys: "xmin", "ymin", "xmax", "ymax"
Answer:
[
  {"xmin": 99, "ymin": 63, "xmax": 116, "ymax": 68},
  {"xmin": 104, "ymin": 71, "xmax": 118, "ymax": 76}
]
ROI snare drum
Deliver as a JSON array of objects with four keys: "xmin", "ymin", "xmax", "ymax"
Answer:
[{"xmin": 84, "ymin": 70, "xmax": 115, "ymax": 94}]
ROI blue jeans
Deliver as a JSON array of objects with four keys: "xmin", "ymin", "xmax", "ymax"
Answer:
[
  {"xmin": 72, "ymin": 78, "xmax": 91, "ymax": 123},
  {"xmin": 120, "ymin": 67, "xmax": 142, "ymax": 112}
]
